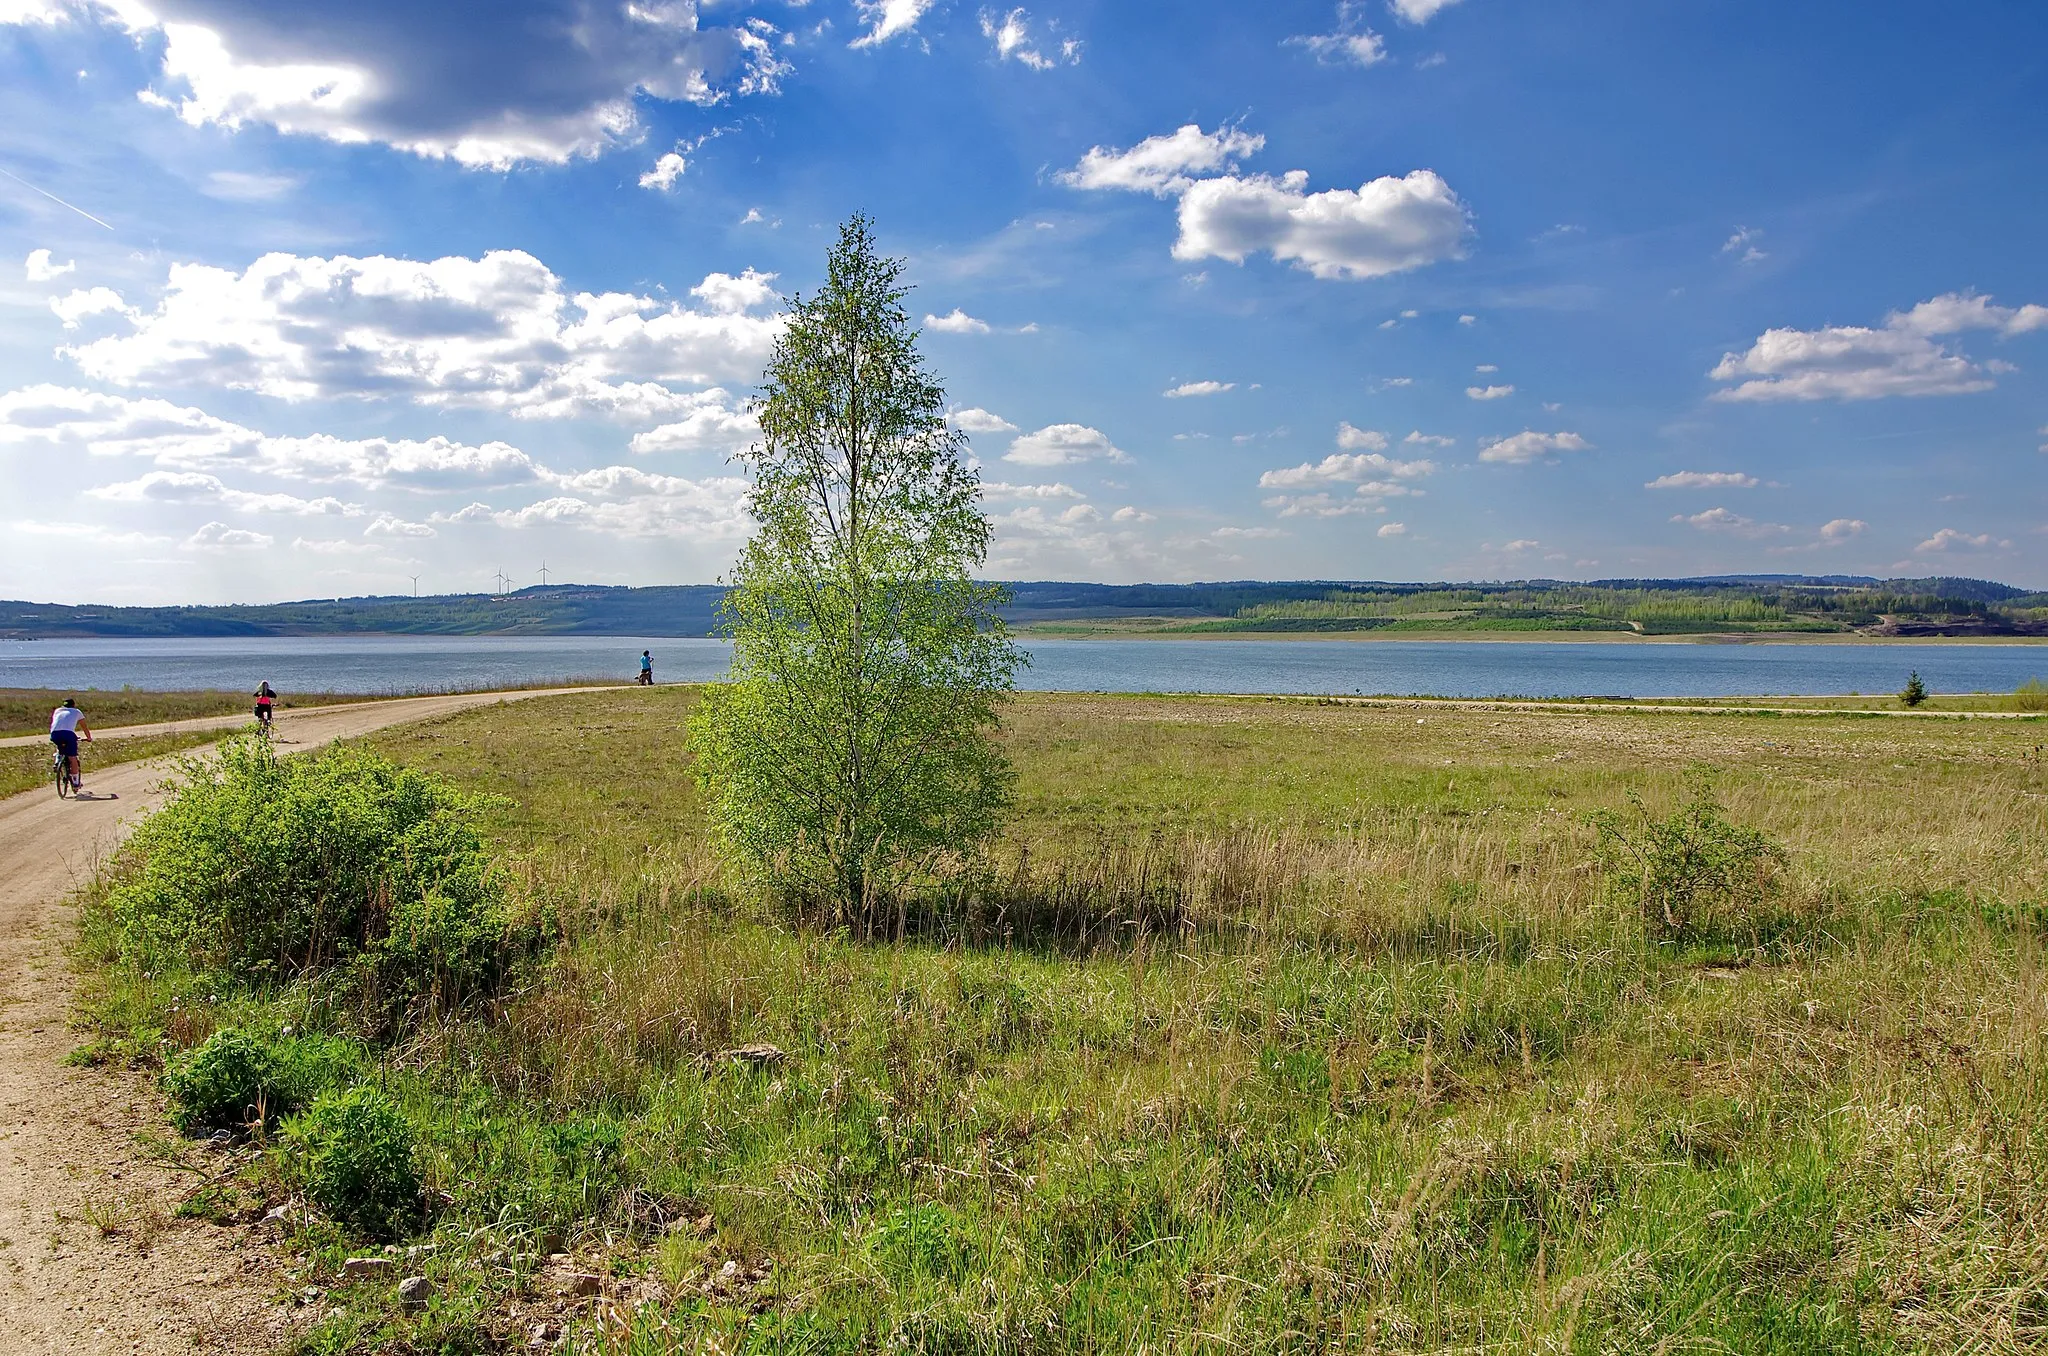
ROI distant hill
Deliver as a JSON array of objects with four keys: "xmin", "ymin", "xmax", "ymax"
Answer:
[{"xmin": 0, "ymin": 576, "xmax": 2040, "ymax": 639}]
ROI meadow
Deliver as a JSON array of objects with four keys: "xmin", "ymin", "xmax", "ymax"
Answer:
[{"xmin": 73, "ymin": 687, "xmax": 2048, "ymax": 1353}]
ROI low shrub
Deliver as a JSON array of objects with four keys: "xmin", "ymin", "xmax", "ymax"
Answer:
[
  {"xmin": 293, "ymin": 1084, "xmax": 422, "ymax": 1240},
  {"xmin": 2012, "ymin": 677, "xmax": 2048, "ymax": 712},
  {"xmin": 98, "ymin": 736, "xmax": 534, "ymax": 1014},
  {"xmin": 1590, "ymin": 769, "xmax": 1788, "ymax": 936},
  {"xmin": 163, "ymin": 1026, "xmax": 360, "ymax": 1134}
]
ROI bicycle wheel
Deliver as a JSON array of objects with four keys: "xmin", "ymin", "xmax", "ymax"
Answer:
[{"xmin": 54, "ymin": 754, "xmax": 71, "ymax": 799}]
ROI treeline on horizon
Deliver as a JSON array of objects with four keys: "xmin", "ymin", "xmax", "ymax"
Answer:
[{"xmin": 0, "ymin": 575, "xmax": 2042, "ymax": 640}]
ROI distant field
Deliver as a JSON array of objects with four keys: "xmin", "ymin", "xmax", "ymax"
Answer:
[{"xmin": 63, "ymin": 686, "xmax": 2048, "ymax": 1351}]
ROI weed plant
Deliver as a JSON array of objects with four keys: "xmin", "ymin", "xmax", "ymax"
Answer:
[
  {"xmin": 289, "ymin": 1085, "xmax": 423, "ymax": 1241},
  {"xmin": 72, "ymin": 688, "xmax": 2048, "ymax": 1353},
  {"xmin": 163, "ymin": 1026, "xmax": 361, "ymax": 1134}
]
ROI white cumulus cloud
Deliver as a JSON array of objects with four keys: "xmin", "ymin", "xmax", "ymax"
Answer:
[
  {"xmin": 186, "ymin": 519, "xmax": 272, "ymax": 550},
  {"xmin": 1389, "ymin": 0, "xmax": 1461, "ymax": 23},
  {"xmin": 1710, "ymin": 292, "xmax": 2044, "ymax": 402},
  {"xmin": 1005, "ymin": 423, "xmax": 1128, "ymax": 466},
  {"xmin": 1059, "ymin": 123, "xmax": 1265, "ymax": 197},
  {"xmin": 1377, "ymin": 521, "xmax": 1407, "ymax": 537},
  {"xmin": 1476, "ymin": 430, "xmax": 1591, "ymax": 465},
  {"xmin": 1888, "ymin": 293, "xmax": 2048, "ymax": 338},
  {"xmin": 1670, "ymin": 507, "xmax": 1789, "ymax": 538},
  {"xmin": 1645, "ymin": 471, "xmax": 1759, "ymax": 490},
  {"xmin": 1290, "ymin": 4, "xmax": 1386, "ymax": 65},
  {"xmin": 980, "ymin": 7, "xmax": 1078, "ymax": 68},
  {"xmin": 852, "ymin": 0, "xmax": 938, "ymax": 47},
  {"xmin": 7, "ymin": 0, "xmax": 792, "ymax": 169},
  {"xmin": 1465, "ymin": 383, "xmax": 1513, "ymax": 400},
  {"xmin": 437, "ymin": 479, "xmax": 751, "ymax": 540},
  {"xmin": 363, "ymin": 512, "xmax": 436, "ymax": 538},
  {"xmin": 1163, "ymin": 380, "xmax": 1233, "ymax": 398},
  {"xmin": 1720, "ymin": 226, "xmax": 1766, "ymax": 264},
  {"xmin": 24, "ymin": 248, "xmax": 75, "ymax": 281},
  {"xmin": 0, "ymin": 384, "xmax": 547, "ymax": 491},
  {"xmin": 53, "ymin": 250, "xmax": 783, "ymax": 422},
  {"xmin": 981, "ymin": 481, "xmax": 1084, "ymax": 501},
  {"xmin": 1819, "ymin": 518, "xmax": 1866, "ymax": 543},
  {"xmin": 950, "ymin": 407, "xmax": 1018, "ymax": 434},
  {"xmin": 1174, "ymin": 167, "xmax": 1469, "ymax": 281},
  {"xmin": 50, "ymin": 286, "xmax": 133, "ymax": 327},
  {"xmin": 925, "ymin": 308, "xmax": 992, "ymax": 335},
  {"xmin": 1915, "ymin": 527, "xmax": 2010, "ymax": 554},
  {"xmin": 625, "ymin": 390, "xmax": 759, "ymax": 454},
  {"xmin": 88, "ymin": 469, "xmax": 360, "ymax": 515},
  {"xmin": 1336, "ymin": 422, "xmax": 1388, "ymax": 450},
  {"xmin": 639, "ymin": 151, "xmax": 688, "ymax": 191},
  {"xmin": 1252, "ymin": 424, "xmax": 1427, "ymax": 512}
]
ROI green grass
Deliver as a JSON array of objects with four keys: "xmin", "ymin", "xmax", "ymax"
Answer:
[
  {"xmin": 72, "ymin": 687, "xmax": 2048, "ymax": 1353},
  {"xmin": 0, "ymin": 727, "xmax": 228, "ymax": 800},
  {"xmin": 0, "ymin": 687, "xmax": 363, "ymax": 738}
]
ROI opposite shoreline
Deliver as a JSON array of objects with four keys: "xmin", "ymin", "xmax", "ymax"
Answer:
[{"xmin": 1018, "ymin": 629, "xmax": 2048, "ymax": 646}]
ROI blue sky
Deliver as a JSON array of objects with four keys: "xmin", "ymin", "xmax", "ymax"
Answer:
[{"xmin": 1, "ymin": 0, "xmax": 2043, "ymax": 604}]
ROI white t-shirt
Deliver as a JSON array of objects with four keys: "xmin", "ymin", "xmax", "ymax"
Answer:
[{"xmin": 49, "ymin": 706, "xmax": 83, "ymax": 735}]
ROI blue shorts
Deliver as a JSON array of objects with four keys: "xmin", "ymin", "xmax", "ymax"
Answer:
[{"xmin": 50, "ymin": 730, "xmax": 78, "ymax": 758}]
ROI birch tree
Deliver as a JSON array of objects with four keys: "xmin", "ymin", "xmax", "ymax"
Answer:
[{"xmin": 690, "ymin": 215, "xmax": 1022, "ymax": 915}]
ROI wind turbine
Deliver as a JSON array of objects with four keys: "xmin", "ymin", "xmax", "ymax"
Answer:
[
  {"xmin": 538, "ymin": 559, "xmax": 551, "ymax": 587},
  {"xmin": 407, "ymin": 574, "xmax": 420, "ymax": 598}
]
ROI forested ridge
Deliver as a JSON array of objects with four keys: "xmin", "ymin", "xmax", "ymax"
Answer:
[{"xmin": 1, "ymin": 575, "xmax": 2041, "ymax": 639}]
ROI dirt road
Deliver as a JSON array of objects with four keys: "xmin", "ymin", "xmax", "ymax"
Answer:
[{"xmin": 0, "ymin": 688, "xmax": 598, "ymax": 1355}]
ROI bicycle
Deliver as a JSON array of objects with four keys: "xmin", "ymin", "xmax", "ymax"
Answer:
[{"xmin": 52, "ymin": 744, "xmax": 73, "ymax": 799}]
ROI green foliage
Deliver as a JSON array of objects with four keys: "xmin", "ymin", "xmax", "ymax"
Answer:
[
  {"xmin": 2012, "ymin": 677, "xmax": 2048, "ymax": 712},
  {"xmin": 163, "ymin": 1026, "xmax": 360, "ymax": 1134},
  {"xmin": 692, "ymin": 215, "xmax": 1022, "ymax": 913},
  {"xmin": 1590, "ymin": 769, "xmax": 1788, "ymax": 934},
  {"xmin": 292, "ymin": 1084, "xmax": 422, "ymax": 1240},
  {"xmin": 98, "ymin": 735, "xmax": 529, "ymax": 1010},
  {"xmin": 1900, "ymin": 670, "xmax": 1929, "ymax": 707}
]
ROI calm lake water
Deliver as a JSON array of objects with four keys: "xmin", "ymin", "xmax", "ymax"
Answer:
[{"xmin": 2, "ymin": 634, "xmax": 2044, "ymax": 699}]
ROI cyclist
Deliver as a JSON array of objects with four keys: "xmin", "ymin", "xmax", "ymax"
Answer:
[
  {"xmin": 253, "ymin": 680, "xmax": 277, "ymax": 730},
  {"xmin": 48, "ymin": 698, "xmax": 92, "ymax": 795},
  {"xmin": 638, "ymin": 650, "xmax": 654, "ymax": 685}
]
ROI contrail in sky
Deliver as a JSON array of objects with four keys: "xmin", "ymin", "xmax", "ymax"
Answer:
[{"xmin": 0, "ymin": 164, "xmax": 114, "ymax": 231}]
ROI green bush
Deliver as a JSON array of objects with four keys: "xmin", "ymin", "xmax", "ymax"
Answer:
[
  {"xmin": 99, "ymin": 736, "xmax": 530, "ymax": 1010},
  {"xmin": 1590, "ymin": 770, "xmax": 1788, "ymax": 935},
  {"xmin": 294, "ymin": 1084, "xmax": 422, "ymax": 1240},
  {"xmin": 163, "ymin": 1026, "xmax": 359, "ymax": 1134},
  {"xmin": 2013, "ymin": 677, "xmax": 2048, "ymax": 713}
]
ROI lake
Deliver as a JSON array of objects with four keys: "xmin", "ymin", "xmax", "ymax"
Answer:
[{"xmin": 1, "ymin": 634, "xmax": 2043, "ymax": 700}]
